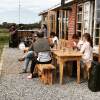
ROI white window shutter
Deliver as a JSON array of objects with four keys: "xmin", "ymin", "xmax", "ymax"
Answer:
[
  {"xmin": 96, "ymin": 0, "xmax": 100, "ymax": 23},
  {"xmin": 83, "ymin": 1, "xmax": 90, "ymax": 33}
]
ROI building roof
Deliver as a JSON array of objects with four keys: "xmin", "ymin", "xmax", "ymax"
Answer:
[
  {"xmin": 39, "ymin": 10, "xmax": 48, "ymax": 16},
  {"xmin": 49, "ymin": 0, "xmax": 73, "ymax": 11},
  {"xmin": 39, "ymin": 0, "xmax": 74, "ymax": 16}
]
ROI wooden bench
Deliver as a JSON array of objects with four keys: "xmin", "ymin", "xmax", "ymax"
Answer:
[{"xmin": 36, "ymin": 64, "xmax": 55, "ymax": 85}]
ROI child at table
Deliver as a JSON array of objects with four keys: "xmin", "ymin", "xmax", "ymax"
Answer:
[
  {"xmin": 80, "ymin": 33, "xmax": 93, "ymax": 64},
  {"xmin": 67, "ymin": 34, "xmax": 79, "ymax": 49},
  {"xmin": 66, "ymin": 34, "xmax": 79, "ymax": 77},
  {"xmin": 70, "ymin": 33, "xmax": 84, "ymax": 50},
  {"xmin": 80, "ymin": 33, "xmax": 93, "ymax": 79},
  {"xmin": 48, "ymin": 32, "xmax": 59, "ymax": 48},
  {"xmin": 70, "ymin": 33, "xmax": 83, "ymax": 77}
]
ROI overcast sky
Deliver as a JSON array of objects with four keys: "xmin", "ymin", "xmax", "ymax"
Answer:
[{"xmin": 0, "ymin": 0, "xmax": 60, "ymax": 24}]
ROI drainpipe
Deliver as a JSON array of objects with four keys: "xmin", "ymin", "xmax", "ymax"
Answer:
[{"xmin": 61, "ymin": 0, "xmax": 65, "ymax": 7}]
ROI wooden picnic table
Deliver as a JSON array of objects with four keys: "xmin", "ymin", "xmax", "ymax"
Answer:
[{"xmin": 52, "ymin": 49, "xmax": 82, "ymax": 84}]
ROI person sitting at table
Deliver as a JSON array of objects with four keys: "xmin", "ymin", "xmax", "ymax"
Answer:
[
  {"xmin": 48, "ymin": 32, "xmax": 59, "ymax": 48},
  {"xmin": 80, "ymin": 33, "xmax": 93, "ymax": 79},
  {"xmin": 66, "ymin": 34, "xmax": 79, "ymax": 77},
  {"xmin": 68, "ymin": 33, "xmax": 83, "ymax": 77},
  {"xmin": 71, "ymin": 34, "xmax": 79, "ymax": 48},
  {"xmin": 27, "ymin": 32, "xmax": 52, "ymax": 79},
  {"xmin": 18, "ymin": 33, "xmax": 38, "ymax": 73},
  {"xmin": 69, "ymin": 33, "xmax": 83, "ymax": 50},
  {"xmin": 76, "ymin": 33, "xmax": 84, "ymax": 50},
  {"xmin": 41, "ymin": 24, "xmax": 47, "ymax": 38}
]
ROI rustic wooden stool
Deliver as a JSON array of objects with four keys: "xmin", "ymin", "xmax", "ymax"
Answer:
[{"xmin": 36, "ymin": 64, "xmax": 55, "ymax": 85}]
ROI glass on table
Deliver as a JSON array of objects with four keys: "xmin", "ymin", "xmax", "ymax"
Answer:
[
  {"xmin": 67, "ymin": 47, "xmax": 73, "ymax": 53},
  {"xmin": 62, "ymin": 47, "xmax": 67, "ymax": 52}
]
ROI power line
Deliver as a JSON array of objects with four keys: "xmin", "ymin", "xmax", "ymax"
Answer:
[{"xmin": 19, "ymin": 0, "xmax": 20, "ymax": 24}]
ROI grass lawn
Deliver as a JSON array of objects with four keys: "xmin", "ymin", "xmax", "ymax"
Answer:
[
  {"xmin": 0, "ymin": 44, "xmax": 4, "ymax": 56},
  {"xmin": 0, "ymin": 28, "xmax": 9, "ymax": 58}
]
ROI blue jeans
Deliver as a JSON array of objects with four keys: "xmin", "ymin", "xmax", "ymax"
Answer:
[{"xmin": 23, "ymin": 51, "xmax": 33, "ymax": 71}]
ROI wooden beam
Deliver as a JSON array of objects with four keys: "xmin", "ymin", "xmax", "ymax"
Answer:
[
  {"xmin": 64, "ymin": 10, "xmax": 67, "ymax": 39},
  {"xmin": 54, "ymin": 12, "xmax": 57, "ymax": 34},
  {"xmin": 61, "ymin": 10, "xmax": 63, "ymax": 39},
  {"xmin": 47, "ymin": 11, "xmax": 50, "ymax": 36}
]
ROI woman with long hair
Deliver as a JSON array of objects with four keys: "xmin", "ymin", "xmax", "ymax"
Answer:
[
  {"xmin": 41, "ymin": 24, "xmax": 47, "ymax": 38},
  {"xmin": 80, "ymin": 33, "xmax": 93, "ymax": 63},
  {"xmin": 80, "ymin": 33, "xmax": 93, "ymax": 79}
]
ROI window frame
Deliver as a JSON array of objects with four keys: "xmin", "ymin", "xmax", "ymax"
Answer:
[
  {"xmin": 93, "ymin": 0, "xmax": 100, "ymax": 46},
  {"xmin": 76, "ymin": 4, "xmax": 83, "ymax": 37}
]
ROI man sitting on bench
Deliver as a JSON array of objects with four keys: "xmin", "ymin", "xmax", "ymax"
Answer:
[{"xmin": 27, "ymin": 32, "xmax": 52, "ymax": 79}]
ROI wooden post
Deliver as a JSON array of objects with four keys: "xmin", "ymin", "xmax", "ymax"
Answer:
[
  {"xmin": 59, "ymin": 11, "xmax": 61, "ymax": 39},
  {"xmin": 99, "ymin": 33, "xmax": 100, "ymax": 62},
  {"xmin": 48, "ymin": 11, "xmax": 50, "ymax": 36},
  {"xmin": 55, "ymin": 11, "xmax": 57, "ymax": 34},
  {"xmin": 52, "ymin": 14, "xmax": 55, "ymax": 32},
  {"xmin": 64, "ymin": 10, "xmax": 67, "ymax": 39},
  {"xmin": 59, "ymin": 10, "xmax": 63, "ymax": 39},
  {"xmin": 61, "ymin": 10, "xmax": 63, "ymax": 39}
]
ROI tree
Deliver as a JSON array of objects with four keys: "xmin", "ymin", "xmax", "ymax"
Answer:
[
  {"xmin": 1, "ymin": 22, "xmax": 16, "ymax": 28},
  {"xmin": 2, "ymin": 22, "xmax": 8, "ymax": 28}
]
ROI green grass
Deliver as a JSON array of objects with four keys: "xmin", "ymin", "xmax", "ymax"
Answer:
[
  {"xmin": 0, "ymin": 28, "xmax": 9, "ymax": 34},
  {"xmin": 0, "ymin": 28, "xmax": 9, "ymax": 58},
  {"xmin": 0, "ymin": 28, "xmax": 9, "ymax": 43},
  {"xmin": 0, "ymin": 36, "xmax": 9, "ymax": 43},
  {"xmin": 0, "ymin": 44, "xmax": 4, "ymax": 56}
]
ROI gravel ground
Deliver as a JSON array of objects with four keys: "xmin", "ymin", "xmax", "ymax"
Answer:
[{"xmin": 0, "ymin": 47, "xmax": 100, "ymax": 100}]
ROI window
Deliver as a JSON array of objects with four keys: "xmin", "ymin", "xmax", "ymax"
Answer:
[
  {"xmin": 77, "ymin": 4, "xmax": 83, "ymax": 36},
  {"xmin": 63, "ymin": 11, "xmax": 68, "ymax": 39},
  {"xmin": 94, "ymin": 23, "xmax": 100, "ymax": 45},
  {"xmin": 78, "ymin": 14, "xmax": 82, "ymax": 22},
  {"xmin": 58, "ymin": 10, "xmax": 68, "ymax": 39},
  {"xmin": 59, "ymin": 10, "xmax": 63, "ymax": 39},
  {"xmin": 83, "ymin": 2, "xmax": 90, "ymax": 33},
  {"xmin": 77, "ymin": 2, "xmax": 91, "ymax": 37},
  {"xmin": 50, "ymin": 14, "xmax": 56, "ymax": 33},
  {"xmin": 94, "ymin": 0, "xmax": 100, "ymax": 45},
  {"xmin": 50, "ymin": 15, "xmax": 53, "ymax": 32}
]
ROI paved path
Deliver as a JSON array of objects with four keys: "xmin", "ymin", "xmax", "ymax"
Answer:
[{"xmin": 0, "ymin": 47, "xmax": 100, "ymax": 100}]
